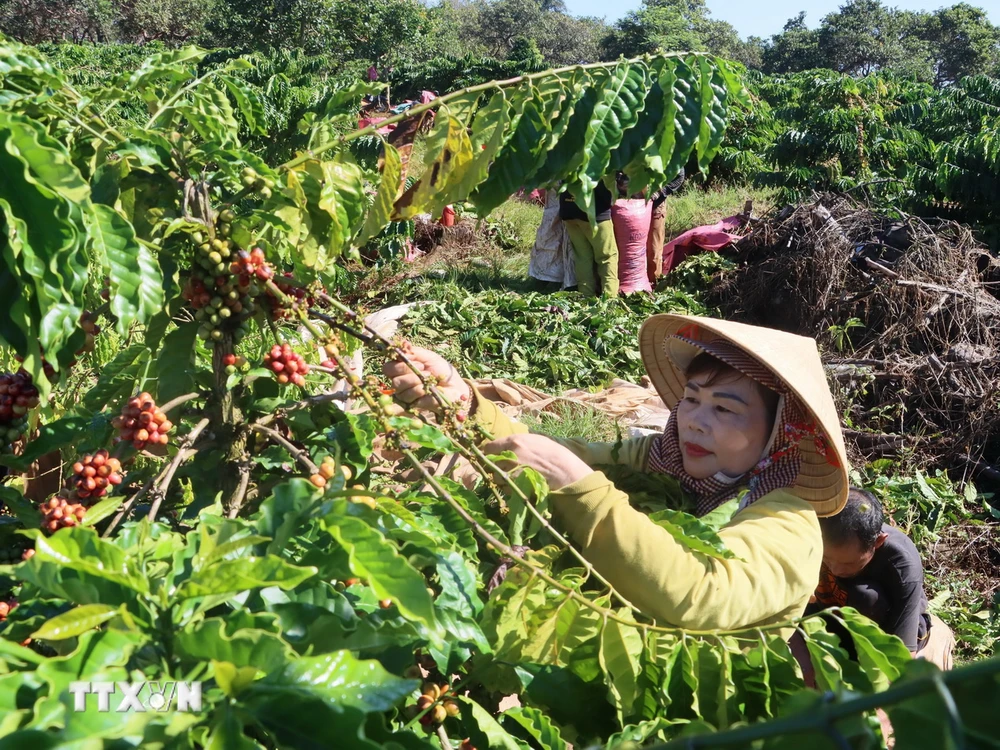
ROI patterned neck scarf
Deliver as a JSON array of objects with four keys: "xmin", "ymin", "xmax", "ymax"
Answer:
[{"xmin": 646, "ymin": 337, "xmax": 824, "ymax": 517}]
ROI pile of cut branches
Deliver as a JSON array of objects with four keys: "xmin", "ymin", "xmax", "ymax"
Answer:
[{"xmin": 709, "ymin": 194, "xmax": 1000, "ymax": 485}]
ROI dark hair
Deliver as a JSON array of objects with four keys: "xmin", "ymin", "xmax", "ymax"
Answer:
[
  {"xmin": 685, "ymin": 352, "xmax": 780, "ymax": 433},
  {"xmin": 819, "ymin": 487, "xmax": 885, "ymax": 550}
]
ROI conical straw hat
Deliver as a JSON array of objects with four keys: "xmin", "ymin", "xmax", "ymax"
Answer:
[{"xmin": 638, "ymin": 314, "xmax": 848, "ymax": 516}]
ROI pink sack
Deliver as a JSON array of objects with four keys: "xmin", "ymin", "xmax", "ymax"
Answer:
[
  {"xmin": 662, "ymin": 215, "xmax": 742, "ymax": 275},
  {"xmin": 611, "ymin": 199, "xmax": 653, "ymax": 294}
]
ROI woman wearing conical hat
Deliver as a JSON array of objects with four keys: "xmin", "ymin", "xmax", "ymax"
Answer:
[{"xmin": 384, "ymin": 314, "xmax": 849, "ymax": 631}]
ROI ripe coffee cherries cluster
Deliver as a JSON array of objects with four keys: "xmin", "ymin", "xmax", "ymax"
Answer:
[
  {"xmin": 40, "ymin": 495, "xmax": 87, "ymax": 532},
  {"xmin": 78, "ymin": 312, "xmax": 100, "ymax": 355},
  {"xmin": 413, "ymin": 682, "xmax": 460, "ymax": 729},
  {"xmin": 309, "ymin": 455, "xmax": 339, "ymax": 489},
  {"xmin": 232, "ymin": 247, "xmax": 274, "ymax": 284},
  {"xmin": 113, "ymin": 393, "xmax": 173, "ymax": 450},
  {"xmin": 0, "ymin": 371, "xmax": 39, "ymax": 449},
  {"xmin": 265, "ymin": 344, "xmax": 309, "ymax": 387},
  {"xmin": 269, "ymin": 272, "xmax": 314, "ymax": 320},
  {"xmin": 185, "ymin": 228, "xmax": 257, "ymax": 345},
  {"xmin": 69, "ymin": 449, "xmax": 123, "ymax": 501},
  {"xmin": 222, "ymin": 353, "xmax": 249, "ymax": 374}
]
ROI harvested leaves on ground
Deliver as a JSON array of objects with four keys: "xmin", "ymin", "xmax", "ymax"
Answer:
[{"xmin": 398, "ymin": 287, "xmax": 709, "ymax": 391}]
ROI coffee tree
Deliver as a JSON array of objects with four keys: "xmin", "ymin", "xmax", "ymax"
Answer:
[{"xmin": 0, "ymin": 40, "xmax": 994, "ymax": 748}]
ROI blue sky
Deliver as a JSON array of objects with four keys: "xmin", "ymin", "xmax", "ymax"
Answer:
[{"xmin": 562, "ymin": 0, "xmax": 1000, "ymax": 40}]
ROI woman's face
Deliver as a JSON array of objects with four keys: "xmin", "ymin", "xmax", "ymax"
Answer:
[{"xmin": 676, "ymin": 371, "xmax": 774, "ymax": 479}]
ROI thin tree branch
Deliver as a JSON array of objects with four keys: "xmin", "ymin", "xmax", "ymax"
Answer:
[
  {"xmin": 226, "ymin": 460, "xmax": 252, "ymax": 519},
  {"xmin": 148, "ymin": 417, "xmax": 211, "ymax": 523},
  {"xmin": 158, "ymin": 392, "xmax": 202, "ymax": 415},
  {"xmin": 102, "ymin": 475, "xmax": 156, "ymax": 538},
  {"xmin": 250, "ymin": 424, "xmax": 319, "ymax": 474}
]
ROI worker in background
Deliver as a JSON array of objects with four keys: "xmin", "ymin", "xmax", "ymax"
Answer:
[
  {"xmin": 559, "ymin": 181, "xmax": 618, "ymax": 298},
  {"xmin": 647, "ymin": 168, "xmax": 686, "ymax": 286},
  {"xmin": 809, "ymin": 488, "xmax": 955, "ymax": 669}
]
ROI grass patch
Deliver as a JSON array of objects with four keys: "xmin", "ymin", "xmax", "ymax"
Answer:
[
  {"xmin": 487, "ymin": 199, "xmax": 545, "ymax": 255},
  {"xmin": 518, "ymin": 401, "xmax": 624, "ymax": 443},
  {"xmin": 663, "ymin": 184, "xmax": 778, "ymax": 240}
]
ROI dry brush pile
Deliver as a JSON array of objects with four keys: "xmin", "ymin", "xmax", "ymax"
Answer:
[{"xmin": 709, "ymin": 194, "xmax": 1000, "ymax": 487}]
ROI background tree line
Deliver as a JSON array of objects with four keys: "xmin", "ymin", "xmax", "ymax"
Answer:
[{"xmin": 2, "ymin": 0, "xmax": 998, "ymax": 89}]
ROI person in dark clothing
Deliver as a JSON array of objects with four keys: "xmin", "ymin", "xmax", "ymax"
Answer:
[
  {"xmin": 559, "ymin": 182, "xmax": 618, "ymax": 297},
  {"xmin": 808, "ymin": 487, "xmax": 954, "ymax": 668}
]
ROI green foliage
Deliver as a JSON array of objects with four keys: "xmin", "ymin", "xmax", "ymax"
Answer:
[
  {"xmin": 398, "ymin": 287, "xmax": 709, "ymax": 391},
  {"xmin": 0, "ymin": 33, "xmax": 995, "ymax": 750}
]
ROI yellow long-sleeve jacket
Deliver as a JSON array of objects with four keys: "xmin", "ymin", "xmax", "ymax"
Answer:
[{"xmin": 474, "ymin": 391, "xmax": 823, "ymax": 632}]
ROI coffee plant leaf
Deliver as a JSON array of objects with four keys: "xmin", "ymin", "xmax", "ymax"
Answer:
[
  {"xmin": 731, "ymin": 637, "xmax": 801, "ymax": 720},
  {"xmin": 374, "ymin": 496, "xmax": 452, "ymax": 553},
  {"xmin": 606, "ymin": 717, "xmax": 681, "ymax": 747},
  {"xmin": 0, "ymin": 486, "xmax": 40, "ymax": 529},
  {"xmin": 355, "ymin": 142, "xmax": 402, "ymax": 248},
  {"xmin": 515, "ymin": 662, "xmax": 618, "ymax": 740},
  {"xmin": 120, "ymin": 45, "xmax": 207, "ymax": 101},
  {"xmin": 86, "ymin": 204, "xmax": 163, "ymax": 336},
  {"xmin": 388, "ymin": 416, "xmax": 456, "ymax": 453},
  {"xmin": 469, "ymin": 80, "xmax": 562, "ymax": 214},
  {"xmin": 312, "ymin": 156, "xmax": 366, "ymax": 267},
  {"xmin": 79, "ymin": 495, "xmax": 124, "ymax": 528},
  {"xmin": 608, "ymin": 59, "xmax": 669, "ymax": 178},
  {"xmin": 79, "ymin": 344, "xmax": 148, "ymax": 413},
  {"xmin": 323, "ymin": 511, "xmax": 438, "ymax": 631},
  {"xmin": 451, "ymin": 88, "xmax": 513, "ymax": 201},
  {"xmin": 634, "ymin": 633, "xmax": 682, "ymax": 720},
  {"xmin": 30, "ymin": 603, "xmax": 120, "ymax": 641},
  {"xmin": 34, "ymin": 627, "xmax": 144, "ymax": 697},
  {"xmin": 155, "ymin": 321, "xmax": 200, "ymax": 405},
  {"xmin": 255, "ymin": 479, "xmax": 321, "ymax": 557},
  {"xmin": 189, "ymin": 84, "xmax": 242, "ymax": 148},
  {"xmin": 0, "ymin": 114, "xmax": 90, "ymax": 377},
  {"xmin": 0, "ymin": 43, "xmax": 62, "ymax": 89},
  {"xmin": 433, "ymin": 549, "xmax": 483, "ymax": 618},
  {"xmin": 395, "ymin": 107, "xmax": 474, "ymax": 220},
  {"xmin": 433, "ymin": 476, "xmax": 511, "ymax": 547},
  {"xmin": 460, "ymin": 696, "xmax": 529, "ymax": 750},
  {"xmin": 837, "ymin": 607, "xmax": 910, "ymax": 688},
  {"xmin": 240, "ymin": 651, "xmax": 416, "ymax": 735},
  {"xmin": 18, "ymin": 529, "xmax": 149, "ymax": 606},
  {"xmin": 218, "ymin": 73, "xmax": 267, "ymax": 136},
  {"xmin": 576, "ymin": 62, "xmax": 650, "ymax": 208},
  {"xmin": 503, "ymin": 705, "xmax": 569, "ymax": 750},
  {"xmin": 205, "ymin": 710, "xmax": 265, "ymax": 750},
  {"xmin": 599, "ymin": 609, "xmax": 644, "ymax": 720},
  {"xmin": 696, "ymin": 57, "xmax": 730, "ymax": 173},
  {"xmin": 526, "ymin": 595, "xmax": 603, "ymax": 670},
  {"xmin": 799, "ymin": 617, "xmax": 875, "ymax": 693},
  {"xmin": 644, "ymin": 508, "xmax": 737, "ymax": 560},
  {"xmin": 212, "ymin": 661, "xmax": 261, "ymax": 698},
  {"xmin": 175, "ymin": 556, "xmax": 316, "ymax": 600},
  {"xmin": 663, "ymin": 58, "xmax": 705, "ymax": 182}
]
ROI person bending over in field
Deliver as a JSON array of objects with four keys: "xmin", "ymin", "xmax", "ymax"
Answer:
[
  {"xmin": 384, "ymin": 314, "xmax": 849, "ymax": 632},
  {"xmin": 808, "ymin": 488, "xmax": 955, "ymax": 669}
]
